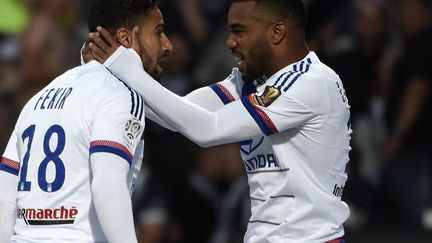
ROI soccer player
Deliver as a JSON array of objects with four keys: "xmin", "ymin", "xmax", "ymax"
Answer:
[
  {"xmin": 0, "ymin": 0, "xmax": 172, "ymax": 242},
  {"xmin": 88, "ymin": 0, "xmax": 351, "ymax": 242}
]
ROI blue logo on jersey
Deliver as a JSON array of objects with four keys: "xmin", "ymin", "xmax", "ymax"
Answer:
[
  {"xmin": 240, "ymin": 137, "xmax": 264, "ymax": 155},
  {"xmin": 244, "ymin": 154, "xmax": 279, "ymax": 171}
]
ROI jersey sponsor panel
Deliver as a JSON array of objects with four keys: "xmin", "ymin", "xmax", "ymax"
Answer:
[{"xmin": 17, "ymin": 205, "xmax": 78, "ymax": 225}]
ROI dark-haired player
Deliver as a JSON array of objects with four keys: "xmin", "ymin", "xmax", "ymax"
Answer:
[
  {"xmin": 88, "ymin": 0, "xmax": 350, "ymax": 242},
  {"xmin": 0, "ymin": 0, "xmax": 172, "ymax": 242}
]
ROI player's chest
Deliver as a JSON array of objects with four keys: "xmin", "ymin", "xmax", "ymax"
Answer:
[{"xmin": 239, "ymin": 136, "xmax": 279, "ymax": 172}]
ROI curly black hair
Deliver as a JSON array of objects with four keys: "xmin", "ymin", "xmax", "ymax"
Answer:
[{"xmin": 88, "ymin": 0, "xmax": 160, "ymax": 34}]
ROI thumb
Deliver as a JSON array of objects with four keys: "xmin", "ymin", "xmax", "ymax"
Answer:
[{"xmin": 131, "ymin": 26, "xmax": 141, "ymax": 52}]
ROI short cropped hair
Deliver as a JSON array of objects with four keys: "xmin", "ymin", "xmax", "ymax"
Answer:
[
  {"xmin": 88, "ymin": 0, "xmax": 160, "ymax": 34},
  {"xmin": 232, "ymin": 0, "xmax": 308, "ymax": 29}
]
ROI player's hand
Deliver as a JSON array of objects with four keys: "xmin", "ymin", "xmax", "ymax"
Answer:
[
  {"xmin": 88, "ymin": 26, "xmax": 120, "ymax": 63},
  {"xmin": 82, "ymin": 36, "xmax": 95, "ymax": 64}
]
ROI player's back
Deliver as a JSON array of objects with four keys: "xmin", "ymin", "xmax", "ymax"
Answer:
[{"xmin": 10, "ymin": 61, "xmax": 137, "ymax": 243}]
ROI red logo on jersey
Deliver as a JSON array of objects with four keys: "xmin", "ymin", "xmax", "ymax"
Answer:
[{"xmin": 17, "ymin": 206, "xmax": 78, "ymax": 225}]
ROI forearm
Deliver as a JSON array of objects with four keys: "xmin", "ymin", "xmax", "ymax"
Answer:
[
  {"xmin": 146, "ymin": 105, "xmax": 177, "ymax": 132},
  {"xmin": 91, "ymin": 153, "xmax": 138, "ymax": 243},
  {"xmin": 143, "ymin": 82, "xmax": 219, "ymax": 147},
  {"xmin": 104, "ymin": 47, "xmax": 220, "ymax": 147},
  {"xmin": 0, "ymin": 172, "xmax": 18, "ymax": 242},
  {"xmin": 0, "ymin": 200, "xmax": 16, "ymax": 242},
  {"xmin": 145, "ymin": 86, "xmax": 225, "ymax": 132}
]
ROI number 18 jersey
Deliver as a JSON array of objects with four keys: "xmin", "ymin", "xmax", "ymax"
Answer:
[{"xmin": 0, "ymin": 61, "xmax": 145, "ymax": 242}]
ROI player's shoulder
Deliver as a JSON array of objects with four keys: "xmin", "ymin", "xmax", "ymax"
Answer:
[
  {"xmin": 72, "ymin": 61, "xmax": 134, "ymax": 97},
  {"xmin": 211, "ymin": 67, "xmax": 243, "ymax": 99},
  {"xmin": 67, "ymin": 61, "xmax": 140, "ymax": 110},
  {"xmin": 268, "ymin": 52, "xmax": 338, "ymax": 95},
  {"xmin": 257, "ymin": 52, "xmax": 339, "ymax": 112}
]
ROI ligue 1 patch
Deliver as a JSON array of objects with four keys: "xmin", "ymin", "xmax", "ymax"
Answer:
[
  {"xmin": 250, "ymin": 86, "xmax": 281, "ymax": 107},
  {"xmin": 123, "ymin": 118, "xmax": 143, "ymax": 150}
]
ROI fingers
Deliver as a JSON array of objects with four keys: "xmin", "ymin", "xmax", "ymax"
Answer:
[
  {"xmin": 97, "ymin": 26, "xmax": 118, "ymax": 48},
  {"xmin": 88, "ymin": 41, "xmax": 110, "ymax": 62},
  {"xmin": 88, "ymin": 32, "xmax": 111, "ymax": 53},
  {"xmin": 91, "ymin": 48, "xmax": 106, "ymax": 64},
  {"xmin": 82, "ymin": 38, "xmax": 95, "ymax": 63},
  {"xmin": 130, "ymin": 26, "xmax": 141, "ymax": 52}
]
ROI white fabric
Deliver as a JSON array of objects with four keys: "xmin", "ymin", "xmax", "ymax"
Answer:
[
  {"xmin": 0, "ymin": 61, "xmax": 144, "ymax": 242},
  {"xmin": 0, "ymin": 171, "xmax": 18, "ymax": 243},
  {"xmin": 145, "ymin": 72, "xmax": 237, "ymax": 130},
  {"xmin": 90, "ymin": 153, "xmax": 137, "ymax": 243},
  {"xmin": 104, "ymin": 47, "xmax": 261, "ymax": 147},
  {"xmin": 80, "ymin": 42, "xmax": 85, "ymax": 66},
  {"xmin": 105, "ymin": 47, "xmax": 351, "ymax": 243}
]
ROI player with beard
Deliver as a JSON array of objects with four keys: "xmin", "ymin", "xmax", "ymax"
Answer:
[
  {"xmin": 0, "ymin": 0, "xmax": 172, "ymax": 242},
  {"xmin": 86, "ymin": 0, "xmax": 350, "ymax": 242}
]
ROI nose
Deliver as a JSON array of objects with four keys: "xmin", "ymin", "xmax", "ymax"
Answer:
[
  {"xmin": 225, "ymin": 34, "xmax": 237, "ymax": 49},
  {"xmin": 162, "ymin": 33, "xmax": 174, "ymax": 54}
]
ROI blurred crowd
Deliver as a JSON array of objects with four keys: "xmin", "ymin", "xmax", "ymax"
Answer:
[{"xmin": 0, "ymin": 0, "xmax": 431, "ymax": 242}]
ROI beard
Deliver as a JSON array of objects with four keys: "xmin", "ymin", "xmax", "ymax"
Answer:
[
  {"xmin": 139, "ymin": 43, "xmax": 162, "ymax": 82},
  {"xmin": 142, "ymin": 55, "xmax": 161, "ymax": 82},
  {"xmin": 241, "ymin": 36, "xmax": 273, "ymax": 83}
]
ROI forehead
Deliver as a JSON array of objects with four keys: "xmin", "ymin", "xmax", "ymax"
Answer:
[{"xmin": 228, "ymin": 1, "xmax": 258, "ymax": 24}]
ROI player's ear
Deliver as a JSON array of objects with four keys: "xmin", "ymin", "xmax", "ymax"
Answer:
[
  {"xmin": 269, "ymin": 21, "xmax": 286, "ymax": 45},
  {"xmin": 116, "ymin": 28, "xmax": 132, "ymax": 48}
]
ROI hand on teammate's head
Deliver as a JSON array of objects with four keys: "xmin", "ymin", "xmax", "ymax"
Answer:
[
  {"xmin": 82, "ymin": 37, "xmax": 95, "ymax": 64},
  {"xmin": 87, "ymin": 26, "xmax": 120, "ymax": 64}
]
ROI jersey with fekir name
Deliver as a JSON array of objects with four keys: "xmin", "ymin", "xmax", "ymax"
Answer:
[
  {"xmin": 0, "ymin": 61, "xmax": 145, "ymax": 243},
  {"xmin": 209, "ymin": 52, "xmax": 351, "ymax": 243}
]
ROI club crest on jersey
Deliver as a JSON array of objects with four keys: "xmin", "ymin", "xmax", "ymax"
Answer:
[
  {"xmin": 250, "ymin": 86, "xmax": 281, "ymax": 107},
  {"xmin": 123, "ymin": 118, "xmax": 143, "ymax": 150},
  {"xmin": 17, "ymin": 206, "xmax": 78, "ymax": 225}
]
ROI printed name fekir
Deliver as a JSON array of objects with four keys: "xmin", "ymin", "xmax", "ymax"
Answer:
[{"xmin": 34, "ymin": 87, "xmax": 73, "ymax": 110}]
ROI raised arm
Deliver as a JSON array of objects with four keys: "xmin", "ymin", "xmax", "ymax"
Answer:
[
  {"xmin": 104, "ymin": 49, "xmax": 260, "ymax": 147},
  {"xmin": 88, "ymin": 27, "xmax": 319, "ymax": 147},
  {"xmin": 86, "ymin": 27, "xmax": 238, "ymax": 132}
]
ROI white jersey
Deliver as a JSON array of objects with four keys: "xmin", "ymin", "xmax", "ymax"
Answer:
[
  {"xmin": 0, "ymin": 61, "xmax": 145, "ymax": 242},
  {"xmin": 208, "ymin": 52, "xmax": 351, "ymax": 242},
  {"xmin": 102, "ymin": 47, "xmax": 351, "ymax": 243}
]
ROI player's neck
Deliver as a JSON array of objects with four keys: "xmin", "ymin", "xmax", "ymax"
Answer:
[{"xmin": 271, "ymin": 42, "xmax": 309, "ymax": 76}]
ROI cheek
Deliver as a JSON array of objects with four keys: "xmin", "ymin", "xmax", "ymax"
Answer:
[
  {"xmin": 139, "ymin": 43, "xmax": 154, "ymax": 64},
  {"xmin": 145, "ymin": 39, "xmax": 162, "ymax": 60}
]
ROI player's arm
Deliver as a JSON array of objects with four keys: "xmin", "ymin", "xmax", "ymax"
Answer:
[
  {"xmin": 102, "ymin": 47, "xmax": 319, "ymax": 147},
  {"xmin": 145, "ymin": 79, "xmax": 236, "ymax": 131},
  {"xmin": 0, "ymin": 130, "xmax": 20, "ymax": 242},
  {"xmin": 90, "ymin": 153, "xmax": 137, "ymax": 243},
  {"xmin": 89, "ymin": 84, "xmax": 145, "ymax": 243},
  {"xmin": 86, "ymin": 28, "xmax": 239, "ymax": 131}
]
